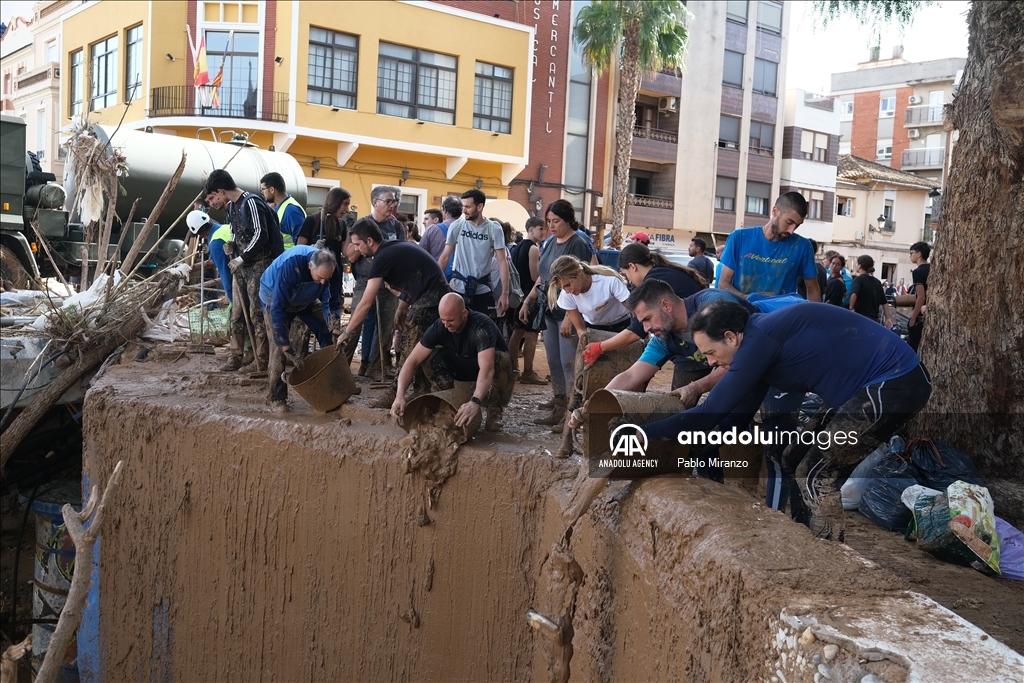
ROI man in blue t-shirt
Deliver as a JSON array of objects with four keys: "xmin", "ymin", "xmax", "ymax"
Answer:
[
  {"xmin": 643, "ymin": 300, "xmax": 930, "ymax": 543},
  {"xmin": 719, "ymin": 192, "xmax": 819, "ymax": 302}
]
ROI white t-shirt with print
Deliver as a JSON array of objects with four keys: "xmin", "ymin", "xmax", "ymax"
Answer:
[
  {"xmin": 446, "ymin": 217, "xmax": 505, "ymax": 294},
  {"xmin": 557, "ymin": 274, "xmax": 630, "ymax": 325}
]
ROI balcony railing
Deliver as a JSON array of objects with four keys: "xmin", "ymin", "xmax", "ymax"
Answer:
[
  {"xmin": 149, "ymin": 86, "xmax": 288, "ymax": 123},
  {"xmin": 627, "ymin": 194, "xmax": 674, "ymax": 210},
  {"xmin": 901, "ymin": 147, "xmax": 945, "ymax": 169},
  {"xmin": 904, "ymin": 104, "xmax": 945, "ymax": 126},
  {"xmin": 633, "ymin": 126, "xmax": 678, "ymax": 144},
  {"xmin": 16, "ymin": 62, "xmax": 60, "ymax": 89}
]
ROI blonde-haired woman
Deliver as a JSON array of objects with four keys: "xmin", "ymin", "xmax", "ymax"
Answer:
[{"xmin": 548, "ymin": 255, "xmax": 631, "ymax": 339}]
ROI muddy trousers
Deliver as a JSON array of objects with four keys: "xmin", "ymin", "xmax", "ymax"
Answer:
[
  {"xmin": 426, "ymin": 349, "xmax": 515, "ymax": 414},
  {"xmin": 229, "ymin": 258, "xmax": 270, "ymax": 368},
  {"xmin": 762, "ymin": 388, "xmax": 806, "ymax": 511},
  {"xmin": 543, "ymin": 315, "xmax": 578, "ymax": 398},
  {"xmin": 265, "ymin": 305, "xmax": 332, "ymax": 403},
  {"xmin": 792, "ymin": 363, "xmax": 932, "ymax": 541},
  {"xmin": 389, "ymin": 299, "xmax": 440, "ymax": 398}
]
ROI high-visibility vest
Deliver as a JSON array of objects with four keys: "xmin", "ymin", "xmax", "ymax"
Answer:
[
  {"xmin": 210, "ymin": 224, "xmax": 232, "ymax": 244},
  {"xmin": 276, "ymin": 195, "xmax": 305, "ymax": 249}
]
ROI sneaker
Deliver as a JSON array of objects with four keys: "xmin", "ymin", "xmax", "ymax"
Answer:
[
  {"xmin": 538, "ymin": 395, "xmax": 557, "ymax": 410},
  {"xmin": 519, "ymin": 370, "xmax": 549, "ymax": 385},
  {"xmin": 220, "ymin": 356, "xmax": 244, "ymax": 372},
  {"xmin": 358, "ymin": 362, "xmax": 368, "ymax": 377},
  {"xmin": 271, "ymin": 400, "xmax": 290, "ymax": 414},
  {"xmin": 240, "ymin": 351, "xmax": 254, "ymax": 367}
]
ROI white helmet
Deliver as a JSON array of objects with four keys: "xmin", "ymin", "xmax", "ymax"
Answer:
[{"xmin": 186, "ymin": 210, "xmax": 212, "ymax": 235}]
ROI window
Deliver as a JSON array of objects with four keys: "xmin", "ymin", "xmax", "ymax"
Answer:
[
  {"xmin": 628, "ymin": 171, "xmax": 652, "ymax": 196},
  {"xmin": 718, "ymin": 115, "xmax": 740, "ymax": 149},
  {"xmin": 876, "ymin": 138, "xmax": 893, "ymax": 160},
  {"xmin": 749, "ymin": 120, "xmax": 774, "ymax": 154},
  {"xmin": 879, "ymin": 96, "xmax": 896, "ymax": 117},
  {"xmin": 69, "ymin": 49, "xmax": 83, "ymax": 117},
  {"xmin": 377, "ymin": 43, "xmax": 457, "ymax": 125},
  {"xmin": 90, "ymin": 35, "xmax": 118, "ymax": 110},
  {"xmin": 746, "ymin": 181, "xmax": 771, "ymax": 215},
  {"xmin": 813, "ymin": 132, "xmax": 829, "ymax": 162},
  {"xmin": 726, "ymin": 0, "xmax": 747, "ymax": 23},
  {"xmin": 36, "ymin": 108, "xmax": 46, "ymax": 155},
  {"xmin": 46, "ymin": 39, "xmax": 58, "ymax": 64},
  {"xmin": 839, "ymin": 140, "xmax": 851, "ymax": 155},
  {"xmin": 753, "ymin": 58, "xmax": 777, "ymax": 95},
  {"xmin": 473, "ymin": 62, "xmax": 513, "ymax": 134},
  {"xmin": 839, "ymin": 100, "xmax": 854, "ymax": 116},
  {"xmin": 806, "ymin": 190, "xmax": 824, "ymax": 220},
  {"xmin": 308, "ymin": 27, "xmax": 358, "ymax": 110},
  {"xmin": 715, "ymin": 176, "xmax": 737, "ymax": 212},
  {"xmin": 125, "ymin": 24, "xmax": 143, "ymax": 102},
  {"xmin": 205, "ymin": 31, "xmax": 260, "ymax": 117},
  {"xmin": 756, "ymin": 1, "xmax": 783, "ymax": 34},
  {"xmin": 723, "ymin": 50, "xmax": 743, "ymax": 88},
  {"xmin": 836, "ymin": 196, "xmax": 854, "ymax": 217}
]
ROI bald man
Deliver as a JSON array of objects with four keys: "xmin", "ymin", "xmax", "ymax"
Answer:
[{"xmin": 391, "ymin": 292, "xmax": 514, "ymax": 432}]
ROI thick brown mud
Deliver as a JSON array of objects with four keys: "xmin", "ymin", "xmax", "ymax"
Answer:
[{"xmin": 78, "ymin": 349, "xmax": 1024, "ymax": 681}]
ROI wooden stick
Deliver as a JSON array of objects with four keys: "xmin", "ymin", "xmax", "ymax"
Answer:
[
  {"xmin": 94, "ymin": 172, "xmax": 118, "ymax": 280},
  {"xmin": 34, "ymin": 461, "xmax": 124, "ymax": 683},
  {"xmin": 109, "ymin": 198, "xmax": 141, "ymax": 276},
  {"xmin": 79, "ymin": 244, "xmax": 89, "ymax": 293},
  {"xmin": 117, "ymin": 151, "xmax": 187, "ymax": 281},
  {"xmin": 29, "ymin": 214, "xmax": 71, "ymax": 290}
]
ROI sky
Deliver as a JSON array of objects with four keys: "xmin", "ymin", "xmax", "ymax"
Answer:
[
  {"xmin": 786, "ymin": 1, "xmax": 971, "ymax": 94},
  {"xmin": 3, "ymin": 0, "xmax": 971, "ymax": 93}
]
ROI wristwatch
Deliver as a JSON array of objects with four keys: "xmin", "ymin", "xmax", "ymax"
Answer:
[{"xmin": 470, "ymin": 396, "xmax": 482, "ymax": 405}]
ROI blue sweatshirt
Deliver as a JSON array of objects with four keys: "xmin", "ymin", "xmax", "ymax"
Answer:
[
  {"xmin": 259, "ymin": 246, "xmax": 342, "ymax": 347},
  {"xmin": 643, "ymin": 302, "xmax": 921, "ymax": 440}
]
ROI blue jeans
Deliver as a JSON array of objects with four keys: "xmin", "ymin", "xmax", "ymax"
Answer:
[{"xmin": 360, "ymin": 302, "xmax": 377, "ymax": 364}]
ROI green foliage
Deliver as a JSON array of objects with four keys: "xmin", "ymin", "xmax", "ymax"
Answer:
[
  {"xmin": 812, "ymin": 0, "xmax": 931, "ymax": 35},
  {"xmin": 572, "ymin": 0, "xmax": 691, "ymax": 75}
]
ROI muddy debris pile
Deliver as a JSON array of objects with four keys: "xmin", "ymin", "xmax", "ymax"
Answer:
[{"xmin": 400, "ymin": 402, "xmax": 471, "ymax": 510}]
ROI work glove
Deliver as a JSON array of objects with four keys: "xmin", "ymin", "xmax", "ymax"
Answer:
[
  {"xmin": 223, "ymin": 241, "xmax": 236, "ymax": 257},
  {"xmin": 582, "ymin": 342, "xmax": 604, "ymax": 366},
  {"xmin": 228, "ymin": 257, "xmax": 244, "ymax": 274},
  {"xmin": 284, "ymin": 349, "xmax": 305, "ymax": 371}
]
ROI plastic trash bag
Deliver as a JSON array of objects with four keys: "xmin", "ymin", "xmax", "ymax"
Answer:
[
  {"xmin": 995, "ymin": 517, "xmax": 1024, "ymax": 581},
  {"xmin": 840, "ymin": 444, "xmax": 887, "ymax": 511},
  {"xmin": 906, "ymin": 438, "xmax": 984, "ymax": 491},
  {"xmin": 859, "ymin": 454, "xmax": 920, "ymax": 531}
]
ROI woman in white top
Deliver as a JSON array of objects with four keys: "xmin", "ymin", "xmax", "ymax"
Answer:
[{"xmin": 548, "ymin": 255, "xmax": 631, "ymax": 338}]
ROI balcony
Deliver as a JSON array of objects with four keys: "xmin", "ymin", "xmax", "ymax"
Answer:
[
  {"xmin": 631, "ymin": 126, "xmax": 678, "ymax": 164},
  {"xmin": 15, "ymin": 62, "xmax": 59, "ymax": 91},
  {"xmin": 625, "ymin": 194, "xmax": 674, "ymax": 230},
  {"xmin": 149, "ymin": 86, "xmax": 288, "ymax": 123},
  {"xmin": 901, "ymin": 147, "xmax": 945, "ymax": 170},
  {"xmin": 904, "ymin": 104, "xmax": 945, "ymax": 126},
  {"xmin": 639, "ymin": 69, "xmax": 683, "ymax": 98}
]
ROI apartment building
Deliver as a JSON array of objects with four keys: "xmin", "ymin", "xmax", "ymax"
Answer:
[
  {"xmin": 665, "ymin": 0, "xmax": 789, "ymax": 250},
  {"xmin": 1, "ymin": 1, "xmax": 82, "ymax": 178},
  {"xmin": 56, "ymin": 0, "xmax": 533, "ymax": 215},
  {"xmin": 831, "ymin": 50, "xmax": 964, "ymax": 226},
  {"xmin": 779, "ymin": 88, "xmax": 840, "ymax": 245}
]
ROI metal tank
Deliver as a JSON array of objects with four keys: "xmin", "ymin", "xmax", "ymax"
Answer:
[{"xmin": 64, "ymin": 126, "xmax": 307, "ymax": 240}]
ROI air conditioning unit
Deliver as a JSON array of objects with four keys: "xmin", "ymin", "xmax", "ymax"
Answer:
[
  {"xmin": 908, "ymin": 129, "xmax": 921, "ymax": 139},
  {"xmin": 658, "ymin": 97, "xmax": 677, "ymax": 113},
  {"xmin": 908, "ymin": 95, "xmax": 923, "ymax": 105}
]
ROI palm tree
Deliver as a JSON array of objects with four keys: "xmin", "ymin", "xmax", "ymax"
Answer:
[
  {"xmin": 573, "ymin": 0, "xmax": 690, "ymax": 249},
  {"xmin": 814, "ymin": 1, "xmax": 1024, "ymax": 522}
]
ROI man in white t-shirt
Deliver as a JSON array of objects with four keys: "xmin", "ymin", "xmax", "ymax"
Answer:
[{"xmin": 437, "ymin": 189, "xmax": 510, "ymax": 319}]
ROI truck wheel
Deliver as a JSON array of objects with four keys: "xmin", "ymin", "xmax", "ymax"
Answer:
[{"xmin": 0, "ymin": 246, "xmax": 32, "ymax": 289}]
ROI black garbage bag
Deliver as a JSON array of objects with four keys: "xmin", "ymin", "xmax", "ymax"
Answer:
[
  {"xmin": 859, "ymin": 454, "xmax": 920, "ymax": 531},
  {"xmin": 907, "ymin": 438, "xmax": 984, "ymax": 491}
]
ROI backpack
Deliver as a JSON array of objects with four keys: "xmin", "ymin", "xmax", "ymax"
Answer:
[{"xmin": 492, "ymin": 249, "xmax": 524, "ymax": 309}]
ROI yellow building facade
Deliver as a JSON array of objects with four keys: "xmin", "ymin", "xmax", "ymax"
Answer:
[{"xmin": 59, "ymin": 0, "xmax": 533, "ymax": 214}]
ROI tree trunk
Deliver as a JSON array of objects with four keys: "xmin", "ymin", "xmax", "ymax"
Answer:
[
  {"xmin": 916, "ymin": 1, "xmax": 1024, "ymax": 522},
  {"xmin": 610, "ymin": 25, "xmax": 643, "ymax": 250}
]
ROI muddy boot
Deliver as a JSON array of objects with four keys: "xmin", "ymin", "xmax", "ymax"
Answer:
[
  {"xmin": 485, "ymin": 407, "xmax": 504, "ymax": 432},
  {"xmin": 534, "ymin": 397, "xmax": 566, "ymax": 426},
  {"xmin": 358, "ymin": 361, "xmax": 369, "ymax": 377},
  {"xmin": 519, "ymin": 370, "xmax": 549, "ymax": 385},
  {"xmin": 551, "ymin": 418, "xmax": 565, "ymax": 434},
  {"xmin": 537, "ymin": 394, "xmax": 558, "ymax": 410},
  {"xmin": 370, "ymin": 389, "xmax": 397, "ymax": 409},
  {"xmin": 220, "ymin": 355, "xmax": 244, "ymax": 372},
  {"xmin": 271, "ymin": 400, "xmax": 290, "ymax": 414}
]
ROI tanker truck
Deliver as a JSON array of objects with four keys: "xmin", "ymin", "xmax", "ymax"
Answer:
[{"xmin": 0, "ymin": 114, "xmax": 306, "ymax": 287}]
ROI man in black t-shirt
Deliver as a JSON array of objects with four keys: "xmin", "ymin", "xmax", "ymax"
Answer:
[
  {"xmin": 508, "ymin": 217, "xmax": 548, "ymax": 384},
  {"xmin": 339, "ymin": 218, "xmax": 451, "ymax": 406},
  {"xmin": 391, "ymin": 293, "xmax": 513, "ymax": 432},
  {"xmin": 908, "ymin": 241, "xmax": 930, "ymax": 353},
  {"xmin": 687, "ymin": 238, "xmax": 715, "ymax": 285}
]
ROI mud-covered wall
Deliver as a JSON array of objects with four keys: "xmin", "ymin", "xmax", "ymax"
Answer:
[{"xmin": 82, "ymin": 384, "xmax": 571, "ymax": 682}]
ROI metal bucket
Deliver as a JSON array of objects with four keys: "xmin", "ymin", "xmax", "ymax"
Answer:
[
  {"xmin": 285, "ymin": 344, "xmax": 357, "ymax": 412},
  {"xmin": 584, "ymin": 388, "xmax": 684, "ymax": 463},
  {"xmin": 573, "ymin": 330, "xmax": 647, "ymax": 401},
  {"xmin": 18, "ymin": 481, "xmax": 81, "ymax": 683},
  {"xmin": 401, "ymin": 380, "xmax": 481, "ymax": 437}
]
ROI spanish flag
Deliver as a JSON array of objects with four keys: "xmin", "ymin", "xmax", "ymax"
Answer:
[{"xmin": 194, "ymin": 34, "xmax": 210, "ymax": 86}]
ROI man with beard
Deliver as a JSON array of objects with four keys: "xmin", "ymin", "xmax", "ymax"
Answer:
[{"xmin": 718, "ymin": 192, "xmax": 820, "ymax": 303}]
